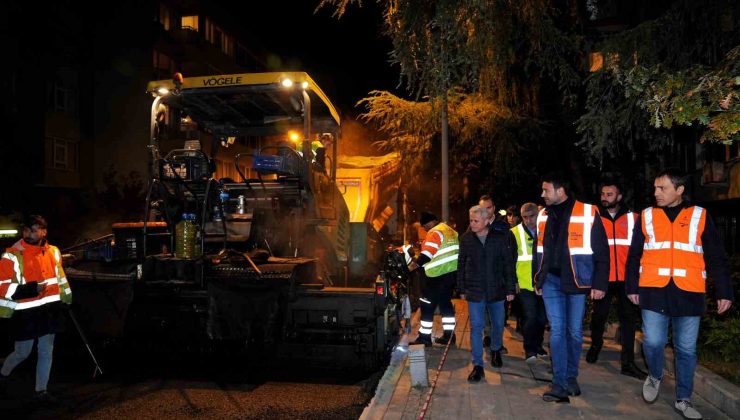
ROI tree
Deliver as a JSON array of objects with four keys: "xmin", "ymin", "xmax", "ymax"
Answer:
[
  {"xmin": 319, "ymin": 0, "xmax": 586, "ymax": 209},
  {"xmin": 577, "ymin": 0, "xmax": 739, "ymax": 165}
]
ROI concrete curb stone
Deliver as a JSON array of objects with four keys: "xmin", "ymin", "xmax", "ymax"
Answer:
[{"xmin": 359, "ymin": 343, "xmax": 409, "ymax": 420}]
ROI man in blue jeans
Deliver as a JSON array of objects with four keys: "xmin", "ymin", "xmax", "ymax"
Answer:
[
  {"xmin": 457, "ymin": 205, "xmax": 517, "ymax": 382},
  {"xmin": 626, "ymin": 168, "xmax": 733, "ymax": 420},
  {"xmin": 533, "ymin": 173, "xmax": 610, "ymax": 403},
  {"xmin": 0, "ymin": 215, "xmax": 73, "ymax": 403}
]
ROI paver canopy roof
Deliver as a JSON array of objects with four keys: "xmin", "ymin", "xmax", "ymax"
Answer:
[{"xmin": 147, "ymin": 72, "xmax": 340, "ymax": 137}]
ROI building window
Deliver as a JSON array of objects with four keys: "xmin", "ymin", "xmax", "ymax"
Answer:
[
  {"xmin": 213, "ymin": 27, "xmax": 223, "ymax": 48},
  {"xmin": 152, "ymin": 49, "xmax": 176, "ymax": 73},
  {"xmin": 47, "ymin": 81, "xmax": 77, "ymax": 113},
  {"xmin": 159, "ymin": 3, "xmax": 171, "ymax": 30},
  {"xmin": 701, "ymin": 142, "xmax": 738, "ymax": 184},
  {"xmin": 236, "ymin": 44, "xmax": 255, "ymax": 70},
  {"xmin": 45, "ymin": 137, "xmax": 78, "ymax": 171},
  {"xmin": 181, "ymin": 15, "xmax": 198, "ymax": 31},
  {"xmin": 221, "ymin": 33, "xmax": 233, "ymax": 57}
]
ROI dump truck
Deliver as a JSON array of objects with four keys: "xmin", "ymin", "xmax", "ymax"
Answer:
[{"xmin": 63, "ymin": 72, "xmax": 404, "ymax": 370}]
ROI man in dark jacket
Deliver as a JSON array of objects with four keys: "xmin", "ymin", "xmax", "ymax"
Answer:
[
  {"xmin": 586, "ymin": 180, "xmax": 646, "ymax": 380},
  {"xmin": 458, "ymin": 205, "xmax": 517, "ymax": 383},
  {"xmin": 534, "ymin": 173, "xmax": 609, "ymax": 403},
  {"xmin": 626, "ymin": 168, "xmax": 733, "ymax": 420}
]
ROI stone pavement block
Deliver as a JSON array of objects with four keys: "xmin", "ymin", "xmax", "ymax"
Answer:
[{"xmin": 363, "ymin": 299, "xmax": 733, "ymax": 419}]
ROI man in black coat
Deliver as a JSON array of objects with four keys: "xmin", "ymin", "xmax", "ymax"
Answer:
[
  {"xmin": 534, "ymin": 173, "xmax": 609, "ymax": 402},
  {"xmin": 457, "ymin": 205, "xmax": 517, "ymax": 383}
]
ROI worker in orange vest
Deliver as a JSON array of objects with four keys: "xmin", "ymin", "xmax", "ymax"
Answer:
[
  {"xmin": 534, "ymin": 172, "xmax": 610, "ymax": 403},
  {"xmin": 626, "ymin": 168, "xmax": 733, "ymax": 420},
  {"xmin": 586, "ymin": 180, "xmax": 647, "ymax": 380},
  {"xmin": 0, "ymin": 215, "xmax": 72, "ymax": 404}
]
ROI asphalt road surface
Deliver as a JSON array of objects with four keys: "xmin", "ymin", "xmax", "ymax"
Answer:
[{"xmin": 0, "ymin": 339, "xmax": 382, "ymax": 419}]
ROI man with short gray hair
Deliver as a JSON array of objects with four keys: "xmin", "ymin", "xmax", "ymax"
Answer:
[{"xmin": 458, "ymin": 205, "xmax": 516, "ymax": 382}]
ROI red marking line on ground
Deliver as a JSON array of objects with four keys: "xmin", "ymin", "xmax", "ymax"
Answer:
[{"xmin": 417, "ymin": 332, "xmax": 455, "ymax": 420}]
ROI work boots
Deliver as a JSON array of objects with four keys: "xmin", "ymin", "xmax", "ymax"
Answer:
[
  {"xmin": 621, "ymin": 362, "xmax": 648, "ymax": 380},
  {"xmin": 410, "ymin": 334, "xmax": 432, "ymax": 347},
  {"xmin": 490, "ymin": 348, "xmax": 503, "ymax": 368},
  {"xmin": 586, "ymin": 342, "xmax": 602, "ymax": 364},
  {"xmin": 35, "ymin": 390, "xmax": 60, "ymax": 407},
  {"xmin": 434, "ymin": 332, "xmax": 456, "ymax": 346},
  {"xmin": 0, "ymin": 373, "xmax": 7, "ymax": 396},
  {"xmin": 467, "ymin": 365, "xmax": 485, "ymax": 383},
  {"xmin": 543, "ymin": 384, "xmax": 570, "ymax": 403}
]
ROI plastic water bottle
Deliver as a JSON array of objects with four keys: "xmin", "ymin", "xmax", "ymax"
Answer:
[
  {"xmin": 219, "ymin": 190, "xmax": 230, "ymax": 216},
  {"xmin": 175, "ymin": 213, "xmax": 200, "ymax": 259}
]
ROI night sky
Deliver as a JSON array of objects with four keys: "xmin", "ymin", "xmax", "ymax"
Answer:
[{"xmin": 231, "ymin": 1, "xmax": 403, "ymax": 118}]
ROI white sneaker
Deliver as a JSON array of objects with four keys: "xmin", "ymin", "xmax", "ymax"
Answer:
[
  {"xmin": 642, "ymin": 375, "xmax": 661, "ymax": 403},
  {"xmin": 674, "ymin": 400, "xmax": 702, "ymax": 419}
]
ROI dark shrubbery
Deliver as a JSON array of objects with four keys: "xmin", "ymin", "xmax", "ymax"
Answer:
[{"xmin": 697, "ymin": 255, "xmax": 740, "ymax": 384}]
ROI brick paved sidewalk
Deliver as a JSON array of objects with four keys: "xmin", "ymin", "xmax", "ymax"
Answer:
[{"xmin": 363, "ymin": 299, "xmax": 731, "ymax": 420}]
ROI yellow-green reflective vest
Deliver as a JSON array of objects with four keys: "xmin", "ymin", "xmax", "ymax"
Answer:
[
  {"xmin": 424, "ymin": 223, "xmax": 459, "ymax": 277},
  {"xmin": 296, "ymin": 140, "xmax": 323, "ymax": 159},
  {"xmin": 512, "ymin": 223, "xmax": 534, "ymax": 291}
]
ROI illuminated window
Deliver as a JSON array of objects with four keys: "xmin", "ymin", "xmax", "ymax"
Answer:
[
  {"xmin": 159, "ymin": 3, "xmax": 171, "ymax": 30},
  {"xmin": 181, "ymin": 15, "xmax": 198, "ymax": 31},
  {"xmin": 588, "ymin": 51, "xmax": 620, "ymax": 72},
  {"xmin": 589, "ymin": 52, "xmax": 603, "ymax": 72}
]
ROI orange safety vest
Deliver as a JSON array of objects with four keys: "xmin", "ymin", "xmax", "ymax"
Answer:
[
  {"xmin": 0, "ymin": 240, "xmax": 72, "ymax": 318},
  {"xmin": 639, "ymin": 206, "xmax": 706, "ymax": 293},
  {"xmin": 535, "ymin": 201, "xmax": 598, "ymax": 288},
  {"xmin": 601, "ymin": 211, "xmax": 636, "ymax": 282}
]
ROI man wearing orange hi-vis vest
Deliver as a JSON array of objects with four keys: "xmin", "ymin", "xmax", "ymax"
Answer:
[
  {"xmin": 626, "ymin": 168, "xmax": 733, "ymax": 420},
  {"xmin": 586, "ymin": 180, "xmax": 646, "ymax": 380},
  {"xmin": 534, "ymin": 172, "xmax": 610, "ymax": 403},
  {"xmin": 0, "ymin": 215, "xmax": 72, "ymax": 404}
]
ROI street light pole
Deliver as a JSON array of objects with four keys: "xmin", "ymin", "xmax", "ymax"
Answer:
[
  {"xmin": 440, "ymin": 92, "xmax": 449, "ymax": 222},
  {"xmin": 302, "ymin": 89, "xmax": 312, "ymax": 189}
]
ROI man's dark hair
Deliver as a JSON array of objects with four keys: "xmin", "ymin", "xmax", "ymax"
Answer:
[
  {"xmin": 599, "ymin": 178, "xmax": 624, "ymax": 195},
  {"xmin": 542, "ymin": 172, "xmax": 571, "ymax": 195},
  {"xmin": 479, "ymin": 194, "xmax": 495, "ymax": 206},
  {"xmin": 656, "ymin": 167, "xmax": 689, "ymax": 191},
  {"xmin": 23, "ymin": 215, "xmax": 47, "ymax": 229},
  {"xmin": 506, "ymin": 205, "xmax": 519, "ymax": 217}
]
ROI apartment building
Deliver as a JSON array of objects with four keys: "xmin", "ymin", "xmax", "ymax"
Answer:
[{"xmin": 1, "ymin": 1, "xmax": 267, "ymax": 229}]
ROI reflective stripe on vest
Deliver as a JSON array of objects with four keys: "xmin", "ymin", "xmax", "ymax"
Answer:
[
  {"xmin": 424, "ymin": 223, "xmax": 459, "ymax": 277},
  {"xmin": 0, "ymin": 247, "xmax": 70, "ymax": 319},
  {"xmin": 512, "ymin": 223, "xmax": 534, "ymax": 291},
  {"xmin": 602, "ymin": 211, "xmax": 636, "ymax": 282},
  {"xmin": 397, "ymin": 244, "xmax": 412, "ymax": 265},
  {"xmin": 639, "ymin": 206, "xmax": 706, "ymax": 293},
  {"xmin": 535, "ymin": 201, "xmax": 597, "ymax": 288}
]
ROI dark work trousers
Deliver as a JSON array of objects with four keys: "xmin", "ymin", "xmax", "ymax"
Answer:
[
  {"xmin": 418, "ymin": 271, "xmax": 457, "ymax": 338},
  {"xmin": 589, "ymin": 281, "xmax": 638, "ymax": 365},
  {"xmin": 519, "ymin": 289, "xmax": 547, "ymax": 356}
]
